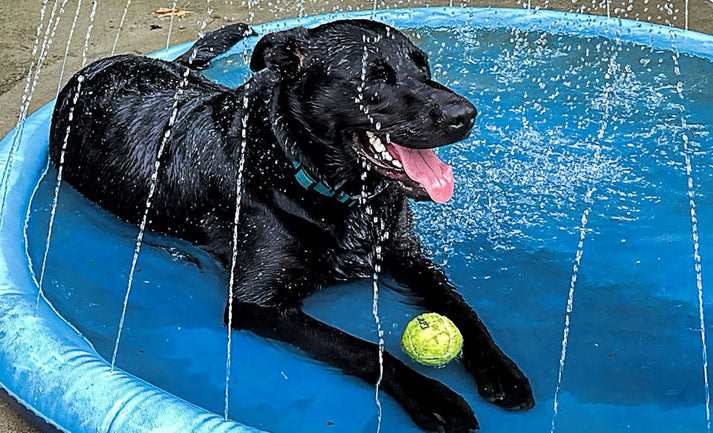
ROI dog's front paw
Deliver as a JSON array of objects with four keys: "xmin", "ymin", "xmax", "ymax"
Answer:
[
  {"xmin": 466, "ymin": 352, "xmax": 534, "ymax": 411},
  {"xmin": 396, "ymin": 370, "xmax": 479, "ymax": 432}
]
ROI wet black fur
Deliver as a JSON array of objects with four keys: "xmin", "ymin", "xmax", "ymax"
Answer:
[{"xmin": 49, "ymin": 21, "xmax": 534, "ymax": 432}]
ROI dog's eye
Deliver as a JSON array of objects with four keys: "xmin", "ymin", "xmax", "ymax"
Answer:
[{"xmin": 367, "ymin": 63, "xmax": 396, "ymax": 84}]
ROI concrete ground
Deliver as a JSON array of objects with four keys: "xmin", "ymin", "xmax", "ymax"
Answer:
[{"xmin": 0, "ymin": 0, "xmax": 711, "ymax": 431}]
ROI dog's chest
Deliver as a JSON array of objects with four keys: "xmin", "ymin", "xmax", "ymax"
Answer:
[{"xmin": 324, "ymin": 202, "xmax": 398, "ymax": 281}]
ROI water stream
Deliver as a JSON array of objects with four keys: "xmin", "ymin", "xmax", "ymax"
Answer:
[
  {"xmin": 37, "ymin": 0, "xmax": 97, "ymax": 313},
  {"xmin": 111, "ymin": 0, "xmax": 132, "ymax": 55},
  {"xmin": 358, "ymin": 34, "xmax": 387, "ymax": 432},
  {"xmin": 684, "ymin": 128, "xmax": 710, "ymax": 431},
  {"xmin": 671, "ymin": 45, "xmax": 710, "ymax": 431},
  {"xmin": 81, "ymin": 1, "xmax": 98, "ymax": 67},
  {"xmin": 547, "ymin": 27, "xmax": 632, "ymax": 429},
  {"xmin": 223, "ymin": 6, "xmax": 258, "ymax": 420},
  {"xmin": 55, "ymin": 0, "xmax": 84, "ymax": 96},
  {"xmin": 370, "ymin": 219, "xmax": 387, "ymax": 433},
  {"xmin": 164, "ymin": 0, "xmax": 179, "ymax": 52},
  {"xmin": 224, "ymin": 83, "xmax": 251, "ymax": 423},
  {"xmin": 0, "ymin": 0, "xmax": 61, "ymax": 226},
  {"xmin": 36, "ymin": 76, "xmax": 83, "ymax": 313},
  {"xmin": 110, "ymin": 0, "xmax": 215, "ymax": 371},
  {"xmin": 549, "ymin": 188, "xmax": 594, "ymax": 433}
]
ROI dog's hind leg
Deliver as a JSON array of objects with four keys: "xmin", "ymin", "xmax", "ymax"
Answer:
[
  {"xmin": 174, "ymin": 22, "xmax": 255, "ymax": 70},
  {"xmin": 227, "ymin": 302, "xmax": 479, "ymax": 432}
]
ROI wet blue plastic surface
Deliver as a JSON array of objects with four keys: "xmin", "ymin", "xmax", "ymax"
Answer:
[
  {"xmin": 0, "ymin": 105, "xmax": 260, "ymax": 432},
  {"xmin": 2, "ymin": 7, "xmax": 713, "ymax": 433}
]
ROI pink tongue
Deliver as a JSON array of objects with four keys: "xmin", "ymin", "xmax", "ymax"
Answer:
[{"xmin": 390, "ymin": 143, "xmax": 454, "ymax": 204}]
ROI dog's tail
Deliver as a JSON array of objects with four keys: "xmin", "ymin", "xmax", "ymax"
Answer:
[{"xmin": 174, "ymin": 23, "xmax": 256, "ymax": 70}]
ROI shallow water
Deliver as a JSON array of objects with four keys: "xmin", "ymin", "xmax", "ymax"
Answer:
[{"xmin": 28, "ymin": 24, "xmax": 713, "ymax": 432}]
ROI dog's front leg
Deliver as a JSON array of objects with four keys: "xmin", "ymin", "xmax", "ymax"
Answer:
[
  {"xmin": 384, "ymin": 208, "xmax": 535, "ymax": 411},
  {"xmin": 226, "ymin": 301, "xmax": 479, "ymax": 432}
]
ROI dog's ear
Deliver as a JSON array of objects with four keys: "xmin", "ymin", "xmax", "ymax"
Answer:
[{"xmin": 250, "ymin": 27, "xmax": 310, "ymax": 77}]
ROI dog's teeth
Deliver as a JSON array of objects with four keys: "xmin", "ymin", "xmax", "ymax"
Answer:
[
  {"xmin": 366, "ymin": 131, "xmax": 376, "ymax": 139},
  {"xmin": 382, "ymin": 151, "xmax": 393, "ymax": 161},
  {"xmin": 372, "ymin": 141, "xmax": 386, "ymax": 153},
  {"xmin": 392, "ymin": 159, "xmax": 403, "ymax": 168}
]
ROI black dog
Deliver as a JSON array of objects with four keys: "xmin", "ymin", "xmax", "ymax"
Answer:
[{"xmin": 49, "ymin": 20, "xmax": 533, "ymax": 432}]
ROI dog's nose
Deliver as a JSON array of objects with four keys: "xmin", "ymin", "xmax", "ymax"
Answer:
[{"xmin": 441, "ymin": 100, "xmax": 477, "ymax": 131}]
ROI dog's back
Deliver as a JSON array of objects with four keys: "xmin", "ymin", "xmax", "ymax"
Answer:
[{"xmin": 49, "ymin": 54, "xmax": 239, "ymax": 239}]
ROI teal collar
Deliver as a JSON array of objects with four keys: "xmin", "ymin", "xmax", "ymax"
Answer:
[{"xmin": 292, "ymin": 161, "xmax": 357, "ymax": 206}]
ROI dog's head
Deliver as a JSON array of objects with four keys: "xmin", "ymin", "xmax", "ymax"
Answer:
[{"xmin": 251, "ymin": 20, "xmax": 476, "ymax": 204}]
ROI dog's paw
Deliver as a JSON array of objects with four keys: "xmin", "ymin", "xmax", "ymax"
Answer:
[
  {"xmin": 398, "ymin": 373, "xmax": 479, "ymax": 432},
  {"xmin": 467, "ymin": 353, "xmax": 535, "ymax": 411}
]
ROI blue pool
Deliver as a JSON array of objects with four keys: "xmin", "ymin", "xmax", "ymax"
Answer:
[{"xmin": 3, "ymin": 7, "xmax": 713, "ymax": 433}]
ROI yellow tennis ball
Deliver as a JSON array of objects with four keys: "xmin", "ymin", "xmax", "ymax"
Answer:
[{"xmin": 401, "ymin": 313, "xmax": 463, "ymax": 367}]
